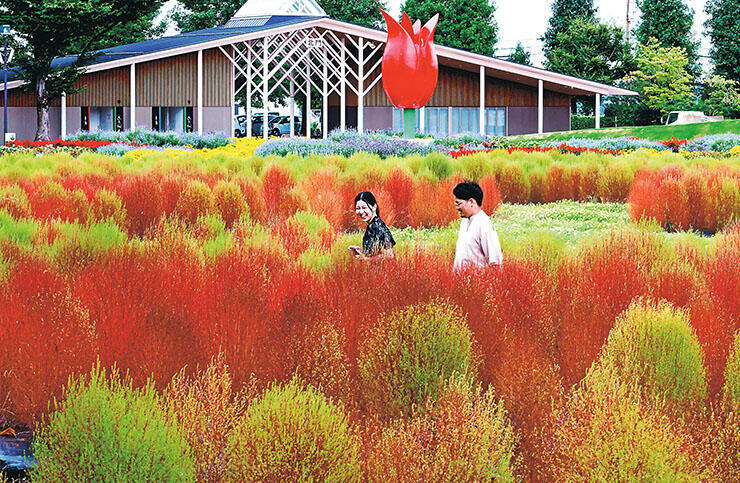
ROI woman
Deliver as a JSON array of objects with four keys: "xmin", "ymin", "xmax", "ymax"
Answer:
[{"xmin": 348, "ymin": 191, "xmax": 396, "ymax": 260}]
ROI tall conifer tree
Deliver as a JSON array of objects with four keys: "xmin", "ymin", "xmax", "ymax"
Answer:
[
  {"xmin": 541, "ymin": 0, "xmax": 596, "ymax": 55},
  {"xmin": 635, "ymin": 0, "xmax": 699, "ymax": 75},
  {"xmin": 705, "ymin": 0, "xmax": 740, "ymax": 82},
  {"xmin": 402, "ymin": 0, "xmax": 498, "ymax": 56}
]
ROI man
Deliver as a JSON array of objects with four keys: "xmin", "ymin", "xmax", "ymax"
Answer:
[{"xmin": 452, "ymin": 180, "xmax": 503, "ymax": 271}]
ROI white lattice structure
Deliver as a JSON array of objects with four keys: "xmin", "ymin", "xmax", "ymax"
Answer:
[{"xmin": 218, "ymin": 23, "xmax": 386, "ymax": 139}]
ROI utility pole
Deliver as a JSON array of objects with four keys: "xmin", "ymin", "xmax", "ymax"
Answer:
[
  {"xmin": 626, "ymin": 0, "xmax": 630, "ymax": 40},
  {"xmin": 1, "ymin": 24, "xmax": 9, "ymax": 145}
]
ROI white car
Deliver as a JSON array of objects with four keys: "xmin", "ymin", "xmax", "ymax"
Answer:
[
  {"xmin": 665, "ymin": 111, "xmax": 724, "ymax": 125},
  {"xmin": 269, "ymin": 116, "xmax": 303, "ymax": 137}
]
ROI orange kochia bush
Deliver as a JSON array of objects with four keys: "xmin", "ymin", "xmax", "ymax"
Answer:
[{"xmin": 629, "ymin": 164, "xmax": 740, "ymax": 233}]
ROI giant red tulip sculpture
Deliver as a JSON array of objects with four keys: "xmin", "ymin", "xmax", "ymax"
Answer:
[{"xmin": 380, "ymin": 9, "xmax": 439, "ymax": 138}]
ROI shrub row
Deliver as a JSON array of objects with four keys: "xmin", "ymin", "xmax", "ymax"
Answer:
[
  {"xmin": 629, "ymin": 164, "xmax": 740, "ymax": 233},
  {"xmin": 25, "ymin": 296, "xmax": 740, "ymax": 480},
  {"xmin": 3, "ymin": 228, "xmax": 740, "ymax": 478}
]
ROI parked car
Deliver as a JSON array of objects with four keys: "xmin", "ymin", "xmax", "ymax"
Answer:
[
  {"xmin": 269, "ymin": 116, "xmax": 303, "ymax": 136},
  {"xmin": 664, "ymin": 111, "xmax": 724, "ymax": 125},
  {"xmin": 251, "ymin": 112, "xmax": 281, "ymax": 137},
  {"xmin": 233, "ymin": 115, "xmax": 248, "ymax": 137}
]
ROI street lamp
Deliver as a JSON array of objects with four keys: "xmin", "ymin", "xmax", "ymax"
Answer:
[{"xmin": 1, "ymin": 25, "xmax": 11, "ymax": 145}]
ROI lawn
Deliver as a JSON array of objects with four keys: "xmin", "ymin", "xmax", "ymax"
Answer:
[{"xmin": 511, "ymin": 119, "xmax": 740, "ymax": 142}]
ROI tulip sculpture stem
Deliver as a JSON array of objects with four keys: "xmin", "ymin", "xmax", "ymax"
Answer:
[{"xmin": 403, "ymin": 108, "xmax": 416, "ymax": 139}]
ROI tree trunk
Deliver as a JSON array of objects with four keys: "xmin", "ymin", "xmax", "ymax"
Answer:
[{"xmin": 35, "ymin": 77, "xmax": 50, "ymax": 141}]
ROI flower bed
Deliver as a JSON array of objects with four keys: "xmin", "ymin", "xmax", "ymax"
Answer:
[
  {"xmin": 70, "ymin": 129, "xmax": 232, "ymax": 149},
  {"xmin": 255, "ymin": 130, "xmax": 449, "ymax": 158}
]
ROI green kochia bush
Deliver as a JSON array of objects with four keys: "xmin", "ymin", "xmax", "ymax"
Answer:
[
  {"xmin": 225, "ymin": 378, "xmax": 362, "ymax": 482},
  {"xmin": 588, "ymin": 299, "xmax": 708, "ymax": 409},
  {"xmin": 724, "ymin": 333, "xmax": 740, "ymax": 406},
  {"xmin": 31, "ymin": 364, "xmax": 195, "ymax": 482},
  {"xmin": 358, "ymin": 300, "xmax": 475, "ymax": 418},
  {"xmin": 542, "ymin": 377, "xmax": 709, "ymax": 480}
]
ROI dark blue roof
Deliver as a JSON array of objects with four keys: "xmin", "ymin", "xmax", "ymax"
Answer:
[{"xmin": 0, "ymin": 15, "xmax": 321, "ymax": 83}]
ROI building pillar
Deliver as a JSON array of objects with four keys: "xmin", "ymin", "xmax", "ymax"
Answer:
[
  {"xmin": 595, "ymin": 93, "xmax": 601, "ymax": 129},
  {"xmin": 420, "ymin": 107, "xmax": 425, "ymax": 134},
  {"xmin": 340, "ymin": 37, "xmax": 346, "ymax": 132},
  {"xmin": 479, "ymin": 66, "xmax": 485, "ymax": 135},
  {"xmin": 306, "ymin": 52, "xmax": 311, "ymax": 137},
  {"xmin": 230, "ymin": 47, "xmax": 235, "ymax": 135},
  {"xmin": 537, "ymin": 79, "xmax": 543, "ymax": 134},
  {"xmin": 358, "ymin": 37, "xmax": 364, "ymax": 134},
  {"xmin": 130, "ymin": 63, "xmax": 136, "ymax": 131},
  {"xmin": 289, "ymin": 75, "xmax": 295, "ymax": 137},
  {"xmin": 61, "ymin": 92, "xmax": 67, "ymax": 140},
  {"xmin": 197, "ymin": 49, "xmax": 203, "ymax": 135},
  {"xmin": 263, "ymin": 38, "xmax": 268, "ymax": 140},
  {"xmin": 246, "ymin": 46, "xmax": 252, "ymax": 138},
  {"xmin": 448, "ymin": 106, "xmax": 452, "ymax": 136},
  {"xmin": 322, "ymin": 44, "xmax": 328, "ymax": 139}
]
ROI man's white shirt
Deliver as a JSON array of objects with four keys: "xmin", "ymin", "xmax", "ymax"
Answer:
[{"xmin": 453, "ymin": 210, "xmax": 503, "ymax": 271}]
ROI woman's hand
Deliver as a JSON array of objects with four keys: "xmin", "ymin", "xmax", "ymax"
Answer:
[{"xmin": 348, "ymin": 245, "xmax": 364, "ymax": 260}]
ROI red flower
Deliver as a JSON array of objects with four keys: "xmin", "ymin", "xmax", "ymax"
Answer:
[{"xmin": 380, "ymin": 10, "xmax": 439, "ymax": 109}]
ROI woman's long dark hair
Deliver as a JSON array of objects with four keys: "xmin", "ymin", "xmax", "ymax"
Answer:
[{"xmin": 355, "ymin": 191, "xmax": 380, "ymax": 218}]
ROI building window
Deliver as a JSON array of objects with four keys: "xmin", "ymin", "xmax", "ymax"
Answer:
[
  {"xmin": 450, "ymin": 107, "xmax": 479, "ymax": 136},
  {"xmin": 392, "ymin": 108, "xmax": 420, "ymax": 133},
  {"xmin": 424, "ymin": 107, "xmax": 448, "ymax": 137},
  {"xmin": 81, "ymin": 107, "xmax": 90, "ymax": 131},
  {"xmin": 82, "ymin": 107, "xmax": 123, "ymax": 132},
  {"xmin": 486, "ymin": 107, "xmax": 506, "ymax": 136},
  {"xmin": 152, "ymin": 107, "xmax": 193, "ymax": 133}
]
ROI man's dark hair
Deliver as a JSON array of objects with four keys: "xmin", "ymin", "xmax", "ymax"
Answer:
[
  {"xmin": 355, "ymin": 191, "xmax": 380, "ymax": 217},
  {"xmin": 453, "ymin": 181, "xmax": 483, "ymax": 206}
]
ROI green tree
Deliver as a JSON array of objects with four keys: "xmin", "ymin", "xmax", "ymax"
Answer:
[
  {"xmin": 168, "ymin": 0, "xmax": 243, "ymax": 33},
  {"xmin": 544, "ymin": 17, "xmax": 634, "ymax": 115},
  {"xmin": 69, "ymin": 10, "xmax": 166, "ymax": 52},
  {"xmin": 320, "ymin": 0, "xmax": 386, "ymax": 29},
  {"xmin": 702, "ymin": 74, "xmax": 740, "ymax": 117},
  {"xmin": 635, "ymin": 0, "xmax": 699, "ymax": 75},
  {"xmin": 402, "ymin": 0, "xmax": 498, "ymax": 56},
  {"xmin": 704, "ymin": 0, "xmax": 740, "ymax": 82},
  {"xmin": 2, "ymin": 0, "xmax": 165, "ymax": 141},
  {"xmin": 541, "ymin": 0, "xmax": 596, "ymax": 55},
  {"xmin": 625, "ymin": 38, "xmax": 694, "ymax": 117},
  {"xmin": 545, "ymin": 18, "xmax": 633, "ymax": 85},
  {"xmin": 506, "ymin": 42, "xmax": 531, "ymax": 66}
]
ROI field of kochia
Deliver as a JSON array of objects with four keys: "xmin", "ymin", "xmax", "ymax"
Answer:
[{"xmin": 2, "ymin": 145, "xmax": 740, "ymax": 480}]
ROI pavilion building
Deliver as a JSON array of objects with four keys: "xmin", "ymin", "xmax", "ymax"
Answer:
[{"xmin": 0, "ymin": 0, "xmax": 635, "ymax": 141}]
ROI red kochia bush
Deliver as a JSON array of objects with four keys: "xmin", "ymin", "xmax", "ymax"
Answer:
[
  {"xmin": 383, "ymin": 168, "xmax": 414, "ymax": 228},
  {"xmin": 693, "ymin": 232, "xmax": 740, "ymax": 395},
  {"xmin": 261, "ymin": 164, "xmax": 301, "ymax": 224},
  {"xmin": 0, "ymin": 258, "xmax": 96, "ymax": 426},
  {"xmin": 301, "ymin": 169, "xmax": 347, "ymax": 231},
  {"xmin": 452, "ymin": 259, "xmax": 560, "ymax": 478},
  {"xmin": 554, "ymin": 231, "xmax": 656, "ymax": 388},
  {"xmin": 28, "ymin": 181, "xmax": 92, "ymax": 223},
  {"xmin": 629, "ymin": 165, "xmax": 740, "ymax": 233},
  {"xmin": 113, "ymin": 173, "xmax": 163, "ymax": 236},
  {"xmin": 73, "ymin": 246, "xmax": 207, "ymax": 388},
  {"xmin": 477, "ymin": 174, "xmax": 502, "ymax": 214}
]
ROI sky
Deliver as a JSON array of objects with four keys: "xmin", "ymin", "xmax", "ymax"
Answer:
[{"xmin": 158, "ymin": 0, "xmax": 711, "ymax": 68}]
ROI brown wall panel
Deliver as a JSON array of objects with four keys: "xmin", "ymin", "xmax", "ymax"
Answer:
[
  {"xmin": 67, "ymin": 67, "xmax": 130, "ymax": 107},
  {"xmin": 204, "ymin": 48, "xmax": 232, "ymax": 107},
  {"xmin": 137, "ymin": 53, "xmax": 197, "ymax": 107},
  {"xmin": 0, "ymin": 89, "xmax": 36, "ymax": 107},
  {"xmin": 365, "ymin": 65, "xmax": 571, "ymax": 108}
]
